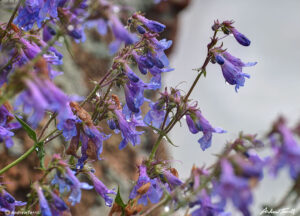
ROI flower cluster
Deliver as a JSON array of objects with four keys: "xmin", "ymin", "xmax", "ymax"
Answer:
[
  {"xmin": 1, "ymin": 0, "xmax": 298, "ymax": 215},
  {"xmin": 211, "ymin": 20, "xmax": 257, "ymax": 92}
]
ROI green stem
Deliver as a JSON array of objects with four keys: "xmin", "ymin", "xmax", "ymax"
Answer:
[
  {"xmin": 0, "ymin": 144, "xmax": 36, "ymax": 175},
  {"xmin": 148, "ymin": 134, "xmax": 164, "ymax": 162},
  {"xmin": 40, "ymin": 129, "xmax": 59, "ymax": 143}
]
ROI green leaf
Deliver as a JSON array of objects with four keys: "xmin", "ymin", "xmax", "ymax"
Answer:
[
  {"xmin": 15, "ymin": 115, "xmax": 37, "ymax": 142},
  {"xmin": 115, "ymin": 187, "xmax": 126, "ymax": 209}
]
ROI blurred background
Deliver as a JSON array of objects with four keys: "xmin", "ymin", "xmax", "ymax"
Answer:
[
  {"xmin": 165, "ymin": 0, "xmax": 300, "ymax": 214},
  {"xmin": 1, "ymin": 0, "xmax": 300, "ymax": 215}
]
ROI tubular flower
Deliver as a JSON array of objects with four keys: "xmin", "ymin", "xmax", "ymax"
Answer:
[
  {"xmin": 108, "ymin": 15, "xmax": 137, "ymax": 54},
  {"xmin": 268, "ymin": 118, "xmax": 300, "ymax": 179},
  {"xmin": 161, "ymin": 169, "xmax": 183, "ymax": 189},
  {"xmin": 0, "ymin": 104, "xmax": 20, "ymax": 148},
  {"xmin": 129, "ymin": 165, "xmax": 163, "ymax": 206},
  {"xmin": 88, "ymin": 172, "xmax": 116, "ymax": 207},
  {"xmin": 113, "ymin": 109, "xmax": 144, "ymax": 150},
  {"xmin": 34, "ymin": 184, "xmax": 52, "ymax": 216},
  {"xmin": 15, "ymin": 78, "xmax": 74, "ymax": 128},
  {"xmin": 231, "ymin": 28, "xmax": 251, "ymax": 46},
  {"xmin": 123, "ymin": 80, "xmax": 145, "ymax": 113},
  {"xmin": 215, "ymin": 51, "xmax": 257, "ymax": 92},
  {"xmin": 0, "ymin": 189, "xmax": 26, "ymax": 216},
  {"xmin": 51, "ymin": 167, "xmax": 93, "ymax": 206},
  {"xmin": 14, "ymin": 0, "xmax": 65, "ymax": 30},
  {"xmin": 144, "ymin": 102, "xmax": 169, "ymax": 129},
  {"xmin": 49, "ymin": 191, "xmax": 68, "ymax": 214},
  {"xmin": 214, "ymin": 160, "xmax": 253, "ymax": 216},
  {"xmin": 189, "ymin": 190, "xmax": 229, "ymax": 216},
  {"xmin": 186, "ymin": 110, "xmax": 226, "ymax": 151},
  {"xmin": 135, "ymin": 14, "xmax": 166, "ymax": 33}
]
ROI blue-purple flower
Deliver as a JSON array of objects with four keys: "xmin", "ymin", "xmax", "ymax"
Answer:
[
  {"xmin": 135, "ymin": 14, "xmax": 166, "ymax": 33},
  {"xmin": 88, "ymin": 172, "xmax": 116, "ymax": 207},
  {"xmin": 186, "ymin": 110, "xmax": 226, "ymax": 150},
  {"xmin": 214, "ymin": 160, "xmax": 252, "ymax": 216},
  {"xmin": 49, "ymin": 191, "xmax": 68, "ymax": 214},
  {"xmin": 0, "ymin": 189, "xmax": 26, "ymax": 216},
  {"xmin": 231, "ymin": 28, "xmax": 251, "ymax": 46},
  {"xmin": 144, "ymin": 102, "xmax": 169, "ymax": 129},
  {"xmin": 15, "ymin": 0, "xmax": 63, "ymax": 31},
  {"xmin": 189, "ymin": 190, "xmax": 229, "ymax": 216},
  {"xmin": 129, "ymin": 165, "xmax": 163, "ymax": 206},
  {"xmin": 34, "ymin": 183, "xmax": 52, "ymax": 216},
  {"xmin": 268, "ymin": 119, "xmax": 300, "ymax": 179},
  {"xmin": 0, "ymin": 104, "xmax": 20, "ymax": 148},
  {"xmin": 215, "ymin": 51, "xmax": 257, "ymax": 92},
  {"xmin": 112, "ymin": 109, "xmax": 144, "ymax": 150},
  {"xmin": 73, "ymin": 125, "xmax": 110, "ymax": 169},
  {"xmin": 51, "ymin": 167, "xmax": 93, "ymax": 205},
  {"xmin": 15, "ymin": 78, "xmax": 73, "ymax": 128},
  {"xmin": 108, "ymin": 15, "xmax": 137, "ymax": 54},
  {"xmin": 123, "ymin": 80, "xmax": 145, "ymax": 113},
  {"xmin": 161, "ymin": 169, "xmax": 183, "ymax": 189}
]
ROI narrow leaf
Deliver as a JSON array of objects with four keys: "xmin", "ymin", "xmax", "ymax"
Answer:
[
  {"xmin": 115, "ymin": 187, "xmax": 126, "ymax": 208},
  {"xmin": 15, "ymin": 115, "xmax": 37, "ymax": 142}
]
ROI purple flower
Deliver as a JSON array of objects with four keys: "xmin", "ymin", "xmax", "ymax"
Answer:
[
  {"xmin": 186, "ymin": 110, "xmax": 226, "ymax": 150},
  {"xmin": 215, "ymin": 160, "xmax": 252, "ymax": 216},
  {"xmin": 43, "ymin": 25, "xmax": 56, "ymax": 42},
  {"xmin": 18, "ymin": 38, "xmax": 63, "ymax": 79},
  {"xmin": 215, "ymin": 52, "xmax": 256, "ymax": 92},
  {"xmin": 231, "ymin": 28, "xmax": 251, "ymax": 46},
  {"xmin": 15, "ymin": 78, "xmax": 72, "ymax": 128},
  {"xmin": 136, "ymin": 25, "xmax": 146, "ymax": 34},
  {"xmin": 86, "ymin": 18, "xmax": 108, "ymax": 36},
  {"xmin": 161, "ymin": 169, "xmax": 182, "ymax": 189},
  {"xmin": 34, "ymin": 184, "xmax": 52, "ymax": 216},
  {"xmin": 74, "ymin": 124, "xmax": 110, "ymax": 168},
  {"xmin": 109, "ymin": 15, "xmax": 137, "ymax": 54},
  {"xmin": 132, "ymin": 51, "xmax": 154, "ymax": 75},
  {"xmin": 0, "ymin": 105, "xmax": 20, "ymax": 148},
  {"xmin": 189, "ymin": 190, "xmax": 229, "ymax": 216},
  {"xmin": 14, "ymin": 0, "xmax": 43, "ymax": 30},
  {"xmin": 56, "ymin": 104, "xmax": 80, "ymax": 141},
  {"xmin": 0, "ymin": 127, "xmax": 14, "ymax": 148},
  {"xmin": 15, "ymin": 0, "xmax": 63, "ymax": 30},
  {"xmin": 49, "ymin": 191, "xmax": 68, "ymax": 212},
  {"xmin": 113, "ymin": 109, "xmax": 144, "ymax": 150},
  {"xmin": 237, "ymin": 153, "xmax": 266, "ymax": 180},
  {"xmin": 0, "ymin": 189, "xmax": 26, "ymax": 216},
  {"xmin": 144, "ymin": 102, "xmax": 169, "ymax": 129},
  {"xmin": 88, "ymin": 172, "xmax": 116, "ymax": 207},
  {"xmin": 136, "ymin": 15, "xmax": 166, "ymax": 33},
  {"xmin": 124, "ymin": 64, "xmax": 140, "ymax": 83},
  {"xmin": 269, "ymin": 119, "xmax": 300, "ymax": 179},
  {"xmin": 51, "ymin": 167, "xmax": 93, "ymax": 205},
  {"xmin": 129, "ymin": 165, "xmax": 163, "ymax": 206},
  {"xmin": 123, "ymin": 80, "xmax": 145, "ymax": 113}
]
